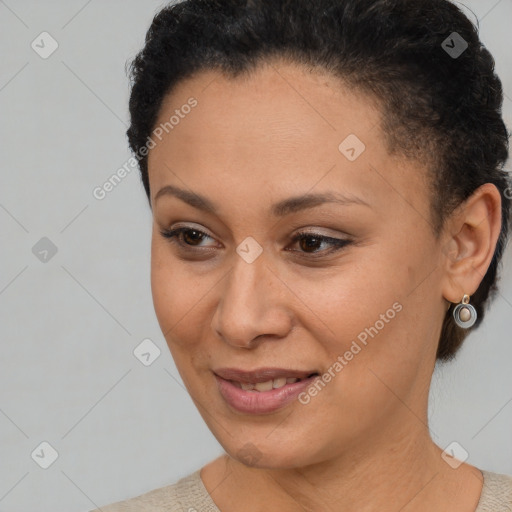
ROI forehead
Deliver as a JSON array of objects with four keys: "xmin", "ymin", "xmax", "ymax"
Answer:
[{"xmin": 147, "ymin": 60, "xmax": 429, "ymax": 219}]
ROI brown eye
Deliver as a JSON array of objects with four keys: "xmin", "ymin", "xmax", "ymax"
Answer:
[
  {"xmin": 159, "ymin": 227, "xmax": 215, "ymax": 248},
  {"xmin": 298, "ymin": 235, "xmax": 323, "ymax": 253},
  {"xmin": 289, "ymin": 232, "xmax": 352, "ymax": 256},
  {"xmin": 181, "ymin": 229, "xmax": 206, "ymax": 246}
]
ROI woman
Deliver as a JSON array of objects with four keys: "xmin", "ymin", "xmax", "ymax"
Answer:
[{"xmin": 93, "ymin": 0, "xmax": 512, "ymax": 510}]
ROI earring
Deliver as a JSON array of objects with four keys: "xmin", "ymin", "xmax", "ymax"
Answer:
[{"xmin": 453, "ymin": 294, "xmax": 477, "ymax": 328}]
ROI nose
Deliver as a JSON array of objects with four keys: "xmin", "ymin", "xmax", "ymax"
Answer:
[{"xmin": 211, "ymin": 254, "xmax": 293, "ymax": 349}]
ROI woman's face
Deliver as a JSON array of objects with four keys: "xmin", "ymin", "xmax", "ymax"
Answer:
[{"xmin": 148, "ymin": 60, "xmax": 449, "ymax": 468}]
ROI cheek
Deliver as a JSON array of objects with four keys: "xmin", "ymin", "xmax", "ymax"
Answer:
[
  {"xmin": 150, "ymin": 239, "xmax": 175, "ymax": 332},
  {"xmin": 279, "ymin": 250, "xmax": 405, "ymax": 350},
  {"xmin": 150, "ymin": 238, "xmax": 201, "ymax": 343},
  {"xmin": 286, "ymin": 243, "xmax": 431, "ymax": 390},
  {"xmin": 150, "ymin": 236, "xmax": 220, "ymax": 375}
]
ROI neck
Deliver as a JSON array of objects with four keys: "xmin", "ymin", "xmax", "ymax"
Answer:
[{"xmin": 211, "ymin": 415, "xmax": 483, "ymax": 512}]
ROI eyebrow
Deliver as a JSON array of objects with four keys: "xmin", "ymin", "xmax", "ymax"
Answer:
[{"xmin": 154, "ymin": 184, "xmax": 370, "ymax": 216}]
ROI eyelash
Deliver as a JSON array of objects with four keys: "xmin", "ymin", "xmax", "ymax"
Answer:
[{"xmin": 159, "ymin": 227, "xmax": 352, "ymax": 258}]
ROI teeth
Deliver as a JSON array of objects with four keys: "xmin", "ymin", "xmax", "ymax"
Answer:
[
  {"xmin": 234, "ymin": 377, "xmax": 301, "ymax": 391},
  {"xmin": 254, "ymin": 380, "xmax": 274, "ymax": 392},
  {"xmin": 272, "ymin": 377, "xmax": 287, "ymax": 388}
]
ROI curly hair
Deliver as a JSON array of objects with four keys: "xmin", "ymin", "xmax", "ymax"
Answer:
[{"xmin": 126, "ymin": 0, "xmax": 511, "ymax": 362}]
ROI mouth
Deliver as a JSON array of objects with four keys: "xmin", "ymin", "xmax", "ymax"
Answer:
[
  {"xmin": 213, "ymin": 367, "xmax": 319, "ymax": 389},
  {"xmin": 226, "ymin": 373, "xmax": 319, "ymax": 391},
  {"xmin": 213, "ymin": 367, "xmax": 321, "ymax": 413}
]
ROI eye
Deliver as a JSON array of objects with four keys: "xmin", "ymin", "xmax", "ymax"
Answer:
[
  {"xmin": 287, "ymin": 231, "xmax": 352, "ymax": 257},
  {"xmin": 159, "ymin": 226, "xmax": 352, "ymax": 258},
  {"xmin": 159, "ymin": 226, "xmax": 217, "ymax": 248}
]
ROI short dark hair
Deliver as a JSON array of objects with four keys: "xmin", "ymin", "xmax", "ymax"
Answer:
[{"xmin": 126, "ymin": 0, "xmax": 511, "ymax": 361}]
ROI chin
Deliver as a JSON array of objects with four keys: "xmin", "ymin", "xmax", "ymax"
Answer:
[{"xmin": 221, "ymin": 436, "xmax": 317, "ymax": 470}]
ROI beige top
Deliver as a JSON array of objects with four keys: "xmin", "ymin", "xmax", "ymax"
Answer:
[{"xmin": 92, "ymin": 468, "xmax": 512, "ymax": 511}]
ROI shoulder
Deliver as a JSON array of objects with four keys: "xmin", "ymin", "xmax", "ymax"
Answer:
[
  {"xmin": 477, "ymin": 469, "xmax": 512, "ymax": 511},
  {"xmin": 89, "ymin": 468, "xmax": 216, "ymax": 512}
]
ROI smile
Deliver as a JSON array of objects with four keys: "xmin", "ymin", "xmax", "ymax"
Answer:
[{"xmin": 213, "ymin": 368, "xmax": 320, "ymax": 414}]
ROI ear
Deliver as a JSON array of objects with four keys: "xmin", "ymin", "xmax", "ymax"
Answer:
[{"xmin": 441, "ymin": 183, "xmax": 502, "ymax": 305}]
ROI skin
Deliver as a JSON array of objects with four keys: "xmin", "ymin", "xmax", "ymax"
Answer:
[{"xmin": 147, "ymin": 59, "xmax": 502, "ymax": 512}]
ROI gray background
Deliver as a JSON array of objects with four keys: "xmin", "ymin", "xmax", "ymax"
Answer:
[{"xmin": 0, "ymin": 1, "xmax": 511, "ymax": 510}]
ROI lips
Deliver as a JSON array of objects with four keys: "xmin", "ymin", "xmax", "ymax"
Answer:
[
  {"xmin": 213, "ymin": 367, "xmax": 319, "ymax": 384},
  {"xmin": 214, "ymin": 369, "xmax": 321, "ymax": 414},
  {"xmin": 213, "ymin": 367, "xmax": 322, "ymax": 413}
]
